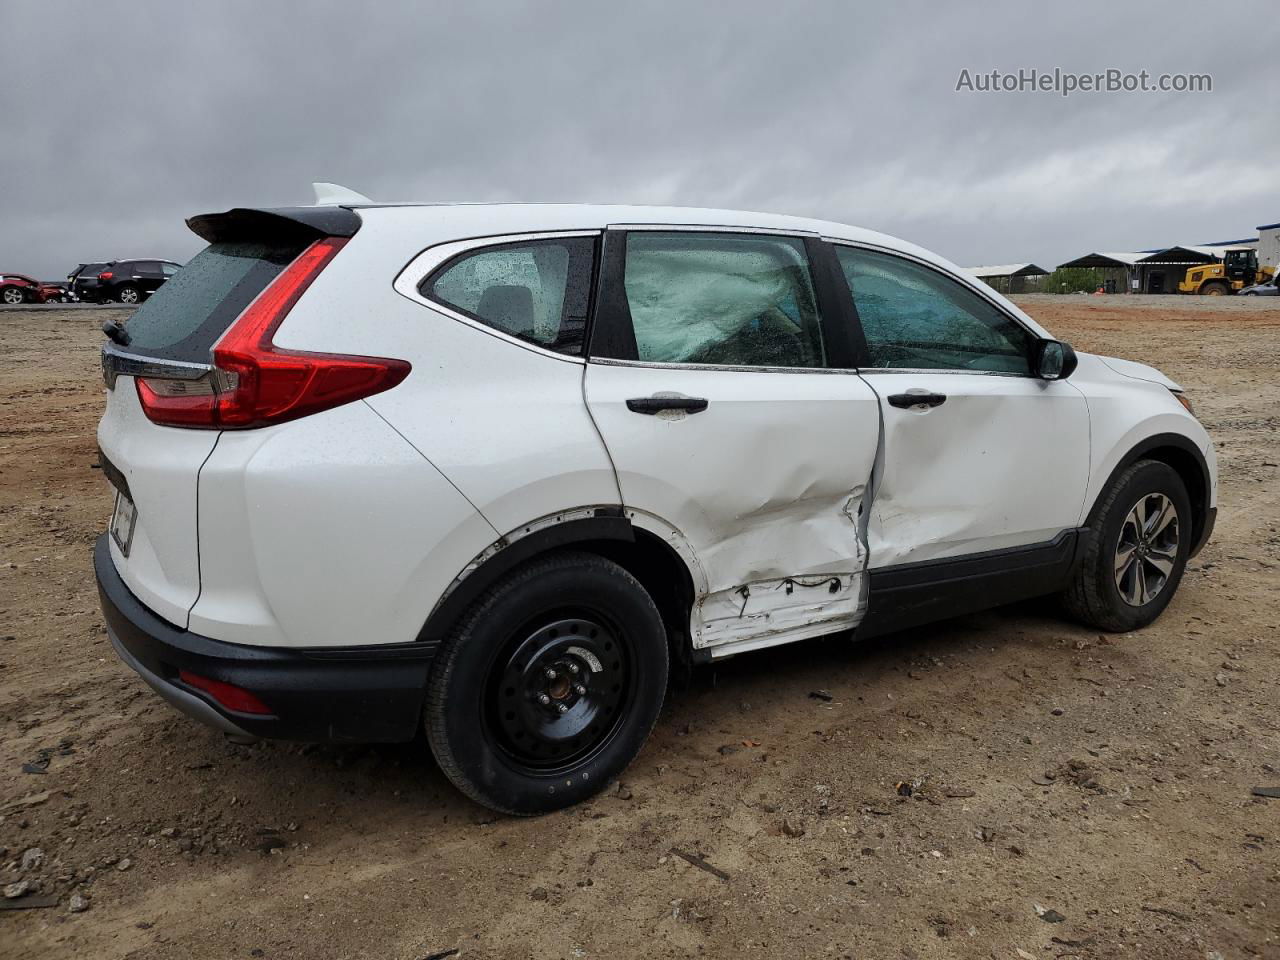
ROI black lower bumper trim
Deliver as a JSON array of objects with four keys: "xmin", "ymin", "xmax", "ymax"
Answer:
[
  {"xmin": 1190, "ymin": 505, "xmax": 1216, "ymax": 558},
  {"xmin": 94, "ymin": 534, "xmax": 433, "ymax": 742}
]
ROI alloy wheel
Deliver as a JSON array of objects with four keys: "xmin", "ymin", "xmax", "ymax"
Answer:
[
  {"xmin": 1114, "ymin": 492, "xmax": 1179, "ymax": 606},
  {"xmin": 2, "ymin": 288, "xmax": 23, "ymax": 304}
]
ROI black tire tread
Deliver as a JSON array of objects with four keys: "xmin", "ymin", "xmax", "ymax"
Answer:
[
  {"xmin": 424, "ymin": 549, "xmax": 666, "ymax": 816},
  {"xmin": 1062, "ymin": 459, "xmax": 1187, "ymax": 631}
]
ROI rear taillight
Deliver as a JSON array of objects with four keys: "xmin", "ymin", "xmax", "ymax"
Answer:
[
  {"xmin": 98, "ymin": 270, "xmax": 113, "ymax": 280},
  {"xmin": 178, "ymin": 670, "xmax": 272, "ymax": 715},
  {"xmin": 135, "ymin": 237, "xmax": 410, "ymax": 429}
]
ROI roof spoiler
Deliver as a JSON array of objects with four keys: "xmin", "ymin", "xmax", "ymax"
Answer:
[{"xmin": 186, "ymin": 206, "xmax": 362, "ymax": 244}]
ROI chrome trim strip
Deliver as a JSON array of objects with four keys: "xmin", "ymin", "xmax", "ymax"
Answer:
[
  {"xmin": 854, "ymin": 367, "xmax": 1030, "ymax": 379},
  {"xmin": 101, "ymin": 344, "xmax": 212, "ymax": 389},
  {"xmin": 393, "ymin": 230, "xmax": 600, "ymax": 365},
  {"xmin": 607, "ymin": 223, "xmax": 819, "ymax": 237},
  {"xmin": 589, "ymin": 356, "xmax": 860, "ymax": 376}
]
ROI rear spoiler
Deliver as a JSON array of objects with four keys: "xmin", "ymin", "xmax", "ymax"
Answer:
[{"xmin": 186, "ymin": 206, "xmax": 362, "ymax": 244}]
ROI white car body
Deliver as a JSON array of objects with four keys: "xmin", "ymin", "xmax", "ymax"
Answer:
[{"xmin": 95, "ymin": 196, "xmax": 1216, "ymax": 760}]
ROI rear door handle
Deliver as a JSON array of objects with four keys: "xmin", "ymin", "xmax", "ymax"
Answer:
[
  {"xmin": 626, "ymin": 396, "xmax": 709, "ymax": 415},
  {"xmin": 887, "ymin": 392, "xmax": 947, "ymax": 409}
]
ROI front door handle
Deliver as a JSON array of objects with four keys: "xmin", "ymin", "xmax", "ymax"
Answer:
[
  {"xmin": 626, "ymin": 396, "xmax": 709, "ymax": 415},
  {"xmin": 887, "ymin": 392, "xmax": 947, "ymax": 409}
]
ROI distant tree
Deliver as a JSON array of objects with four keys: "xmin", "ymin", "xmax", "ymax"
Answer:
[{"xmin": 1043, "ymin": 267, "xmax": 1108, "ymax": 294}]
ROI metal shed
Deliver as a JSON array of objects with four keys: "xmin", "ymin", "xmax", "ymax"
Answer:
[
  {"xmin": 962, "ymin": 263, "xmax": 1049, "ymax": 294},
  {"xmin": 1054, "ymin": 252, "xmax": 1142, "ymax": 293}
]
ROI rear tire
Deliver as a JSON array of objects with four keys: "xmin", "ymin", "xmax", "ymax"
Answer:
[
  {"xmin": 1200, "ymin": 282, "xmax": 1229, "ymax": 296},
  {"xmin": 425, "ymin": 550, "xmax": 668, "ymax": 815},
  {"xmin": 1062, "ymin": 460, "xmax": 1191, "ymax": 632},
  {"xmin": 1, "ymin": 286, "xmax": 25, "ymax": 305},
  {"xmin": 116, "ymin": 285, "xmax": 140, "ymax": 304}
]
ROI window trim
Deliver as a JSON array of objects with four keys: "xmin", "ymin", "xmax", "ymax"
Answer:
[
  {"xmin": 393, "ymin": 231, "xmax": 602, "ymax": 364},
  {"xmin": 586, "ymin": 225, "xmax": 858, "ymax": 372},
  {"xmin": 824, "ymin": 238, "xmax": 1043, "ymax": 378}
]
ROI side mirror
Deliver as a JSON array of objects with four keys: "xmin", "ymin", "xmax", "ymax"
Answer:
[{"xmin": 1034, "ymin": 339, "xmax": 1077, "ymax": 380}]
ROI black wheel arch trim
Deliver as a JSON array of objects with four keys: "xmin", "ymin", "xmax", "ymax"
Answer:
[
  {"xmin": 415, "ymin": 508, "xmax": 636, "ymax": 648},
  {"xmin": 1090, "ymin": 432, "xmax": 1213, "ymax": 557}
]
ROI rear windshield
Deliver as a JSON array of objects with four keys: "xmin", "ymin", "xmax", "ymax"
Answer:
[{"xmin": 121, "ymin": 239, "xmax": 308, "ymax": 363}]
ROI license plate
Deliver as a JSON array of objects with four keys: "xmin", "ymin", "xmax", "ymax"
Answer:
[{"xmin": 110, "ymin": 491, "xmax": 137, "ymax": 556}]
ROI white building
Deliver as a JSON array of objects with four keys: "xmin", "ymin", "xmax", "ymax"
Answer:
[{"xmin": 1257, "ymin": 222, "xmax": 1280, "ymax": 271}]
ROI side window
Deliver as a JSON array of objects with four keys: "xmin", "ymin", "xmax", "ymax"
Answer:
[
  {"xmin": 423, "ymin": 236, "xmax": 596, "ymax": 356},
  {"xmin": 619, "ymin": 232, "xmax": 825, "ymax": 367},
  {"xmin": 135, "ymin": 261, "xmax": 161, "ymax": 275},
  {"xmin": 161, "ymin": 262, "xmax": 181, "ymax": 276},
  {"xmin": 835, "ymin": 247, "xmax": 1033, "ymax": 373}
]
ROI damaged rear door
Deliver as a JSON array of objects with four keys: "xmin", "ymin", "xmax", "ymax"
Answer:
[{"xmin": 584, "ymin": 227, "xmax": 881, "ymax": 656}]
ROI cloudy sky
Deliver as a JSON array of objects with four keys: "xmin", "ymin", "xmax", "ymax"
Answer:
[{"xmin": 2, "ymin": 1, "xmax": 1275, "ymax": 278}]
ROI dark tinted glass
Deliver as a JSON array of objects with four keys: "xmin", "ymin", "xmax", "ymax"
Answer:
[
  {"xmin": 836, "ymin": 247, "xmax": 1033, "ymax": 373},
  {"xmin": 423, "ymin": 237, "xmax": 596, "ymax": 357},
  {"xmin": 121, "ymin": 239, "xmax": 307, "ymax": 363}
]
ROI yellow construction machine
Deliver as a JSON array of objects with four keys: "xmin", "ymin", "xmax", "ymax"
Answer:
[{"xmin": 1179, "ymin": 248, "xmax": 1274, "ymax": 295}]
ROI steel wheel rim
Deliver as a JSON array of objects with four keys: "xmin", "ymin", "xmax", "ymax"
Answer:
[
  {"xmin": 487, "ymin": 614, "xmax": 631, "ymax": 771},
  {"xmin": 1114, "ymin": 492, "xmax": 1179, "ymax": 606}
]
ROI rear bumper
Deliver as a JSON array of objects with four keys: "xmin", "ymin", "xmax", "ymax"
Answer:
[{"xmin": 94, "ymin": 534, "xmax": 434, "ymax": 742}]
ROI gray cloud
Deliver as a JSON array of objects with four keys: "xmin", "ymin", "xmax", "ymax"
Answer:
[{"xmin": 2, "ymin": 0, "xmax": 1275, "ymax": 279}]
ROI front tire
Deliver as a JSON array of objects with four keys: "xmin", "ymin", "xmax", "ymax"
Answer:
[
  {"xmin": 1200, "ymin": 282, "xmax": 1229, "ymax": 296},
  {"xmin": 1063, "ymin": 460, "xmax": 1191, "ymax": 632},
  {"xmin": 425, "ymin": 551, "xmax": 669, "ymax": 815}
]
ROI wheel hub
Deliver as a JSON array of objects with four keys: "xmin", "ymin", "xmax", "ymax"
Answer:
[
  {"xmin": 491, "ymin": 616, "xmax": 628, "ymax": 768},
  {"xmin": 1114, "ymin": 492, "xmax": 1179, "ymax": 607}
]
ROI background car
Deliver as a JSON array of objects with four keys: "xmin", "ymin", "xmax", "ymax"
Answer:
[
  {"xmin": 1, "ymin": 273, "xmax": 72, "ymax": 304},
  {"xmin": 68, "ymin": 262, "xmax": 111, "ymax": 303},
  {"xmin": 1240, "ymin": 276, "xmax": 1279, "ymax": 296},
  {"xmin": 95, "ymin": 259, "xmax": 183, "ymax": 303}
]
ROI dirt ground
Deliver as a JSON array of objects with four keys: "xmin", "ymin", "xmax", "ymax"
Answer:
[{"xmin": 2, "ymin": 294, "xmax": 1278, "ymax": 959}]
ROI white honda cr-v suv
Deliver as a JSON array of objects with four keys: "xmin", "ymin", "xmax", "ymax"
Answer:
[{"xmin": 95, "ymin": 187, "xmax": 1216, "ymax": 814}]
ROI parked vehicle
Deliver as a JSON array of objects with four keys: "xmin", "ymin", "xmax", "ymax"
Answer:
[
  {"xmin": 68, "ymin": 263, "xmax": 112, "ymax": 303},
  {"xmin": 1, "ymin": 273, "xmax": 72, "ymax": 304},
  {"xmin": 1178, "ymin": 248, "xmax": 1274, "ymax": 295},
  {"xmin": 1239, "ymin": 274, "xmax": 1279, "ymax": 296},
  {"xmin": 95, "ymin": 196, "xmax": 1217, "ymax": 814},
  {"xmin": 95, "ymin": 258, "xmax": 183, "ymax": 303}
]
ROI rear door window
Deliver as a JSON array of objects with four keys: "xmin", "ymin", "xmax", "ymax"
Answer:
[
  {"xmin": 423, "ymin": 236, "xmax": 597, "ymax": 356},
  {"xmin": 121, "ymin": 239, "xmax": 309, "ymax": 363},
  {"xmin": 603, "ymin": 232, "xmax": 825, "ymax": 367}
]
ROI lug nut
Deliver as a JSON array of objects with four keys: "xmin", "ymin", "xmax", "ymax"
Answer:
[
  {"xmin": 567, "ymin": 663, "xmax": 580, "ymax": 675},
  {"xmin": 556, "ymin": 703, "xmax": 569, "ymax": 714},
  {"xmin": 537, "ymin": 693, "xmax": 551, "ymax": 705},
  {"xmin": 574, "ymin": 684, "xmax": 587, "ymax": 696},
  {"xmin": 544, "ymin": 667, "xmax": 558, "ymax": 680}
]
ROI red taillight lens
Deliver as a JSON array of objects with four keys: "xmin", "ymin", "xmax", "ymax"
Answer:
[
  {"xmin": 178, "ymin": 670, "xmax": 272, "ymax": 715},
  {"xmin": 136, "ymin": 236, "xmax": 410, "ymax": 429},
  {"xmin": 98, "ymin": 271, "xmax": 113, "ymax": 280}
]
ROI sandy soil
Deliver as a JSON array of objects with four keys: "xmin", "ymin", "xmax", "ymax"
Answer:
[{"xmin": 1, "ymin": 295, "xmax": 1278, "ymax": 959}]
